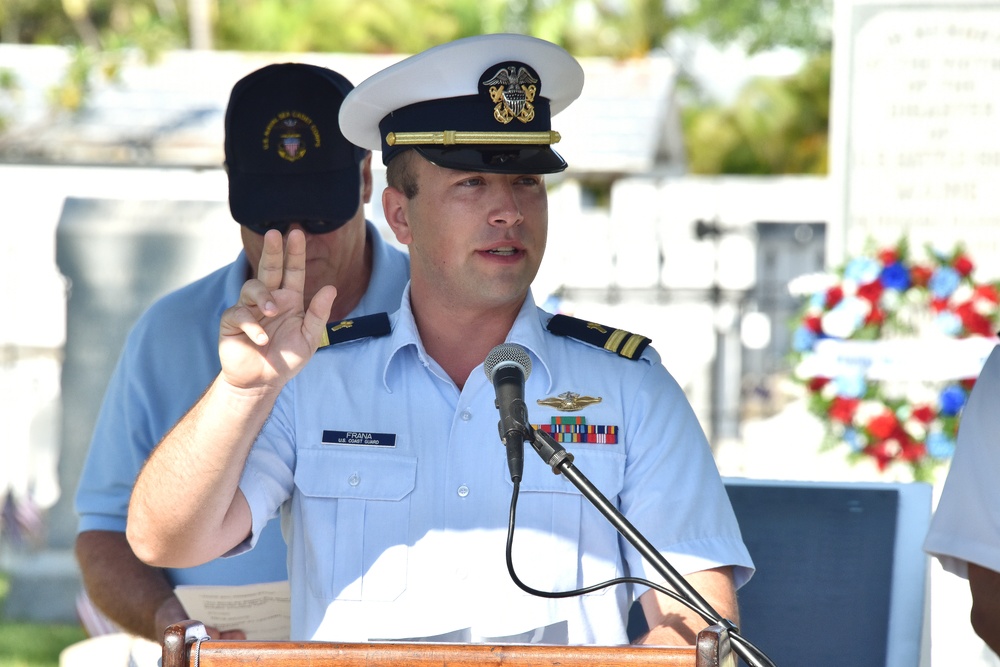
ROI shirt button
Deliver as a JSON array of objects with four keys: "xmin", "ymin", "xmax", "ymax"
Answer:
[
  {"xmin": 457, "ymin": 484, "xmax": 470, "ymax": 498},
  {"xmin": 460, "ymin": 409, "xmax": 473, "ymax": 421},
  {"xmin": 348, "ymin": 473, "xmax": 361, "ymax": 487}
]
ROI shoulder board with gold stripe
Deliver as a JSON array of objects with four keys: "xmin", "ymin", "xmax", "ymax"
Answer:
[
  {"xmin": 319, "ymin": 312, "xmax": 391, "ymax": 348},
  {"xmin": 546, "ymin": 314, "xmax": 651, "ymax": 361}
]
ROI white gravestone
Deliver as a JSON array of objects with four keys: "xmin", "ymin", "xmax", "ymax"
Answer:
[{"xmin": 832, "ymin": 2, "xmax": 1000, "ymax": 279}]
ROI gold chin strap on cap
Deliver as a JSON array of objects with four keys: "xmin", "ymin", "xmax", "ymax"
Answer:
[{"xmin": 386, "ymin": 130, "xmax": 561, "ymax": 146}]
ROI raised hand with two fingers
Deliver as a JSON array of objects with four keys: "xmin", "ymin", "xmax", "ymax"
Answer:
[{"xmin": 219, "ymin": 228, "xmax": 337, "ymax": 392}]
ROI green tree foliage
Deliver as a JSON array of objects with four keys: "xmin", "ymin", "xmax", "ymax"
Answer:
[
  {"xmin": 2, "ymin": 0, "xmax": 181, "ymax": 50},
  {"xmin": 1, "ymin": 0, "xmax": 73, "ymax": 44},
  {"xmin": 683, "ymin": 52, "xmax": 830, "ymax": 174},
  {"xmin": 561, "ymin": 0, "xmax": 678, "ymax": 58},
  {"xmin": 2, "ymin": 0, "xmax": 831, "ymax": 55},
  {"xmin": 3, "ymin": 0, "xmax": 181, "ymax": 114},
  {"xmin": 0, "ymin": 0, "xmax": 833, "ymax": 174},
  {"xmin": 680, "ymin": 0, "xmax": 831, "ymax": 55},
  {"xmin": 214, "ymin": 0, "xmax": 481, "ymax": 53}
]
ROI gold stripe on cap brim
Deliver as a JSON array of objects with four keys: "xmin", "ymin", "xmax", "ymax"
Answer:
[{"xmin": 386, "ymin": 130, "xmax": 561, "ymax": 146}]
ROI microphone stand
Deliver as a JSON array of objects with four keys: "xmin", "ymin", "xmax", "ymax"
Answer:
[{"xmin": 523, "ymin": 425, "xmax": 776, "ymax": 667}]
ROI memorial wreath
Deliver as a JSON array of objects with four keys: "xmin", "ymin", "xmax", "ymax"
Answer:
[{"xmin": 790, "ymin": 238, "xmax": 1000, "ymax": 481}]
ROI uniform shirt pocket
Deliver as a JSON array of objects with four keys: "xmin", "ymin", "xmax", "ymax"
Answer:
[
  {"xmin": 294, "ymin": 448, "xmax": 417, "ymax": 602},
  {"xmin": 508, "ymin": 448, "xmax": 626, "ymax": 594}
]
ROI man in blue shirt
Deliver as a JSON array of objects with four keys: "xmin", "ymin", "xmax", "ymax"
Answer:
[
  {"xmin": 127, "ymin": 35, "xmax": 751, "ymax": 645},
  {"xmin": 74, "ymin": 62, "xmax": 409, "ymax": 642}
]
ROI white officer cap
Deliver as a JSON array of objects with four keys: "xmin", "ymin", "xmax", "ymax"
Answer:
[{"xmin": 339, "ymin": 33, "xmax": 584, "ymax": 174}]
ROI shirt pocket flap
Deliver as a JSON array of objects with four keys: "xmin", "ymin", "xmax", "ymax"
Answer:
[
  {"xmin": 517, "ymin": 448, "xmax": 625, "ymax": 497},
  {"xmin": 295, "ymin": 448, "xmax": 417, "ymax": 501}
]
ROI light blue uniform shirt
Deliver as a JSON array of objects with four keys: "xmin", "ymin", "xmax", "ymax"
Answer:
[
  {"xmin": 239, "ymin": 288, "xmax": 754, "ymax": 642},
  {"xmin": 75, "ymin": 222, "xmax": 410, "ymax": 586}
]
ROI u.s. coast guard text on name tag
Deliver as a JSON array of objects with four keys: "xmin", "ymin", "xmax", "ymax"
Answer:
[{"xmin": 322, "ymin": 430, "xmax": 397, "ymax": 447}]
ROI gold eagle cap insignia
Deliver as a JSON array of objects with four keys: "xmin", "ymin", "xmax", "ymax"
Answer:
[
  {"xmin": 482, "ymin": 66, "xmax": 538, "ymax": 124},
  {"xmin": 537, "ymin": 391, "xmax": 602, "ymax": 412}
]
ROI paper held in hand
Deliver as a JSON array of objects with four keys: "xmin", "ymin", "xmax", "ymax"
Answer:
[{"xmin": 173, "ymin": 580, "xmax": 291, "ymax": 640}]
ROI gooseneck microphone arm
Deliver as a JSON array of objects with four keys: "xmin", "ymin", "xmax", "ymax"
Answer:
[{"xmin": 524, "ymin": 425, "xmax": 775, "ymax": 667}]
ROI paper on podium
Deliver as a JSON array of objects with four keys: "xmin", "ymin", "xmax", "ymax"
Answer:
[{"xmin": 173, "ymin": 580, "xmax": 291, "ymax": 640}]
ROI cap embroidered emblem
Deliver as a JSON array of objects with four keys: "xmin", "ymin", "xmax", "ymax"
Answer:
[
  {"xmin": 263, "ymin": 111, "xmax": 321, "ymax": 163},
  {"xmin": 537, "ymin": 391, "xmax": 603, "ymax": 412},
  {"xmin": 481, "ymin": 63, "xmax": 539, "ymax": 125}
]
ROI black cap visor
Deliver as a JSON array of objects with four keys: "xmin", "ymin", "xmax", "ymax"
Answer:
[
  {"xmin": 414, "ymin": 145, "xmax": 567, "ymax": 174},
  {"xmin": 229, "ymin": 164, "xmax": 361, "ymax": 233}
]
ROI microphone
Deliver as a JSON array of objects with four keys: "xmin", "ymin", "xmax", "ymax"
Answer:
[{"xmin": 484, "ymin": 344, "xmax": 533, "ymax": 483}]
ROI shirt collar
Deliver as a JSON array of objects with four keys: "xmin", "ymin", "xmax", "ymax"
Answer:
[
  {"xmin": 382, "ymin": 283, "xmax": 424, "ymax": 392},
  {"xmin": 502, "ymin": 292, "xmax": 555, "ymax": 395},
  {"xmin": 382, "ymin": 288, "xmax": 555, "ymax": 395}
]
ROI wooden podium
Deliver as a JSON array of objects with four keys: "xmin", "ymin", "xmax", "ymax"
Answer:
[{"xmin": 163, "ymin": 620, "xmax": 735, "ymax": 667}]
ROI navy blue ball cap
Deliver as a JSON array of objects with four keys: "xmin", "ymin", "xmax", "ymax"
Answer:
[
  {"xmin": 225, "ymin": 63, "xmax": 368, "ymax": 233},
  {"xmin": 339, "ymin": 34, "xmax": 584, "ymax": 174}
]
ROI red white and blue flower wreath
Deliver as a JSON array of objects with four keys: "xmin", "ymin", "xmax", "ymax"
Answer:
[{"xmin": 790, "ymin": 239, "xmax": 1000, "ymax": 481}]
